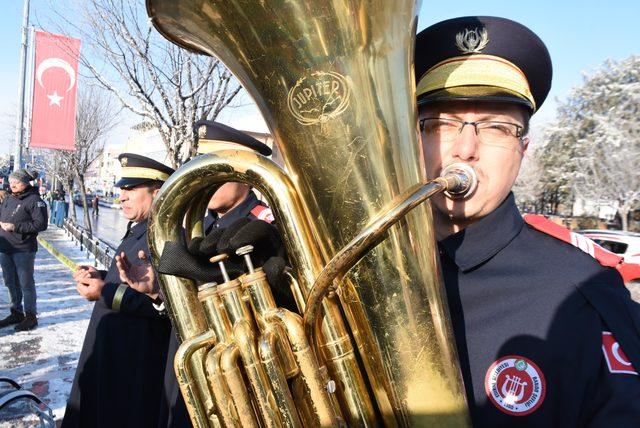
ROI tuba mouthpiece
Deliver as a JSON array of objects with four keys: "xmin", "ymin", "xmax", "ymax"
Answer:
[{"xmin": 440, "ymin": 163, "xmax": 478, "ymax": 199}]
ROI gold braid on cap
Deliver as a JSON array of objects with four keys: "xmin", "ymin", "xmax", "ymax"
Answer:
[
  {"xmin": 119, "ymin": 166, "xmax": 170, "ymax": 181},
  {"xmin": 417, "ymin": 54, "xmax": 536, "ymax": 111},
  {"xmin": 197, "ymin": 139, "xmax": 259, "ymax": 155}
]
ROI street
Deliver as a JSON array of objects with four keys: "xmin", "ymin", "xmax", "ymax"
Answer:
[{"xmin": 71, "ymin": 204, "xmax": 128, "ymax": 248}]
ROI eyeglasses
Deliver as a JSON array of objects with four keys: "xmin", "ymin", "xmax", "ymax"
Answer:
[{"xmin": 419, "ymin": 117, "xmax": 524, "ymax": 146}]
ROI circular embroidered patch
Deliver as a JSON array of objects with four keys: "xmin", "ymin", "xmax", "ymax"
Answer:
[{"xmin": 484, "ymin": 355, "xmax": 546, "ymax": 416}]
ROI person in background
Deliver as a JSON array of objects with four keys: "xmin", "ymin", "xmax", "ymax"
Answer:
[
  {"xmin": 91, "ymin": 194, "xmax": 100, "ymax": 217},
  {"xmin": 0, "ymin": 168, "xmax": 48, "ymax": 331},
  {"xmin": 204, "ymin": 182, "xmax": 273, "ymax": 232}
]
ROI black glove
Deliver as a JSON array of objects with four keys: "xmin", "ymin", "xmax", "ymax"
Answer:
[
  {"xmin": 217, "ymin": 218, "xmax": 287, "ymax": 264},
  {"xmin": 156, "ymin": 240, "xmax": 244, "ymax": 284},
  {"xmin": 156, "ymin": 218, "xmax": 295, "ymax": 312},
  {"xmin": 215, "ymin": 219, "xmax": 295, "ymax": 311},
  {"xmin": 157, "ymin": 220, "xmax": 250, "ymax": 283}
]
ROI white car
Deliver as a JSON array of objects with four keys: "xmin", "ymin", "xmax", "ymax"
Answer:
[{"xmin": 577, "ymin": 230, "xmax": 640, "ymax": 283}]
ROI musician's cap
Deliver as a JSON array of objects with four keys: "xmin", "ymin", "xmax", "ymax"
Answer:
[
  {"xmin": 195, "ymin": 120, "xmax": 272, "ymax": 156},
  {"xmin": 415, "ymin": 16, "xmax": 552, "ymax": 113},
  {"xmin": 115, "ymin": 153, "xmax": 175, "ymax": 189}
]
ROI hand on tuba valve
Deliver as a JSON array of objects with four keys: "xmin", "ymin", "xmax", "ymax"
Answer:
[{"xmin": 157, "ymin": 218, "xmax": 294, "ymax": 308}]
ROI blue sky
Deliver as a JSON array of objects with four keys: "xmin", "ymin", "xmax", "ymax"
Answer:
[{"xmin": 1, "ymin": 1, "xmax": 639, "ymax": 154}]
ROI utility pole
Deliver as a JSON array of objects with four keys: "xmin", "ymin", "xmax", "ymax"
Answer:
[{"xmin": 13, "ymin": 0, "xmax": 31, "ymax": 171}]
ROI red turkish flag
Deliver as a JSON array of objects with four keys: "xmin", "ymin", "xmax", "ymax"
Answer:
[
  {"xmin": 602, "ymin": 331, "xmax": 638, "ymax": 375},
  {"xmin": 30, "ymin": 31, "xmax": 81, "ymax": 151}
]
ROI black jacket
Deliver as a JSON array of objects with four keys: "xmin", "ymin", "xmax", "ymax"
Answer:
[
  {"xmin": 62, "ymin": 220, "xmax": 171, "ymax": 428},
  {"xmin": 439, "ymin": 193, "xmax": 640, "ymax": 426},
  {"xmin": 0, "ymin": 186, "xmax": 48, "ymax": 253}
]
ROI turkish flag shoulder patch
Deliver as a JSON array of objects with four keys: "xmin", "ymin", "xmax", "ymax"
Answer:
[
  {"xmin": 602, "ymin": 331, "xmax": 638, "ymax": 375},
  {"xmin": 251, "ymin": 205, "xmax": 275, "ymax": 224}
]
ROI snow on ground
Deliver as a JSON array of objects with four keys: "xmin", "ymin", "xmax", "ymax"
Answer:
[{"xmin": 0, "ymin": 226, "xmax": 105, "ymax": 426}]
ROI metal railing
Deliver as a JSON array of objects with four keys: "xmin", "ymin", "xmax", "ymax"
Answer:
[
  {"xmin": 0, "ymin": 377, "xmax": 55, "ymax": 427},
  {"xmin": 62, "ymin": 218, "xmax": 115, "ymax": 268}
]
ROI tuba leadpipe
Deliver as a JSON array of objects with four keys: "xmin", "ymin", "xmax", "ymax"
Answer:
[
  {"xmin": 147, "ymin": 0, "xmax": 472, "ymax": 426},
  {"xmin": 304, "ymin": 165, "xmax": 478, "ymax": 345}
]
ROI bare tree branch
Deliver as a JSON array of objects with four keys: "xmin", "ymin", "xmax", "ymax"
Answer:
[{"xmin": 44, "ymin": 0, "xmax": 243, "ymax": 168}]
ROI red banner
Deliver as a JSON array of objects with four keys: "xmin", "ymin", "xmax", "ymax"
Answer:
[{"xmin": 30, "ymin": 31, "xmax": 81, "ymax": 151}]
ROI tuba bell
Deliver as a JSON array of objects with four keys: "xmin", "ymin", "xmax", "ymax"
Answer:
[{"xmin": 146, "ymin": 1, "xmax": 471, "ymax": 426}]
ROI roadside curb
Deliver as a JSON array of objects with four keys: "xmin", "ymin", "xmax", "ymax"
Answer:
[{"xmin": 37, "ymin": 236, "xmax": 77, "ymax": 271}]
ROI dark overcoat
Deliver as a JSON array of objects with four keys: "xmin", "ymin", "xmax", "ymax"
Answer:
[{"xmin": 62, "ymin": 220, "xmax": 171, "ymax": 428}]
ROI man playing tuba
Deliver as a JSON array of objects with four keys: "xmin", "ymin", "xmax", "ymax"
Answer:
[
  {"xmin": 415, "ymin": 16, "xmax": 640, "ymax": 425},
  {"xmin": 138, "ymin": 1, "xmax": 640, "ymax": 423}
]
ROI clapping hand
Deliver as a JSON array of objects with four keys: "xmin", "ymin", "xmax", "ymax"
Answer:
[
  {"xmin": 73, "ymin": 265, "xmax": 101, "ymax": 281},
  {"xmin": 74, "ymin": 265, "xmax": 105, "ymax": 301},
  {"xmin": 115, "ymin": 250, "xmax": 158, "ymax": 298}
]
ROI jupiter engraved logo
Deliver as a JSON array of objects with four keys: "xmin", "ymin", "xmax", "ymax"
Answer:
[
  {"xmin": 287, "ymin": 71, "xmax": 350, "ymax": 125},
  {"xmin": 485, "ymin": 355, "xmax": 546, "ymax": 416}
]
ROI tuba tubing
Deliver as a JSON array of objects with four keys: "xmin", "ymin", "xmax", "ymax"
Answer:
[
  {"xmin": 304, "ymin": 168, "xmax": 477, "ymax": 347},
  {"xmin": 149, "ymin": 150, "xmax": 375, "ymax": 426},
  {"xmin": 147, "ymin": 0, "xmax": 472, "ymax": 425}
]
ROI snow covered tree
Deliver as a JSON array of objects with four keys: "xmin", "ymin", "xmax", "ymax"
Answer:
[
  {"xmin": 513, "ymin": 146, "xmax": 545, "ymax": 213},
  {"xmin": 538, "ymin": 56, "xmax": 640, "ymax": 228},
  {"xmin": 572, "ymin": 106, "xmax": 640, "ymax": 231}
]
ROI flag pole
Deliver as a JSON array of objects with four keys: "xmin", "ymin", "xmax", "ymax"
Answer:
[{"xmin": 13, "ymin": 0, "xmax": 31, "ymax": 172}]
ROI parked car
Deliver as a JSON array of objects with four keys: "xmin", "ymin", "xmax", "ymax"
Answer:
[
  {"xmin": 577, "ymin": 230, "xmax": 640, "ymax": 284},
  {"xmin": 72, "ymin": 193, "xmax": 94, "ymax": 207}
]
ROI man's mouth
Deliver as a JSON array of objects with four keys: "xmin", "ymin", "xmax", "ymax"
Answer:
[{"xmin": 439, "ymin": 163, "xmax": 479, "ymax": 200}]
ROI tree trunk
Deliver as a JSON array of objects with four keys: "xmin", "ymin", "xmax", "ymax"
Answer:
[
  {"xmin": 619, "ymin": 205, "xmax": 630, "ymax": 231},
  {"xmin": 75, "ymin": 171, "xmax": 93, "ymax": 237},
  {"xmin": 551, "ymin": 187, "xmax": 559, "ymax": 215}
]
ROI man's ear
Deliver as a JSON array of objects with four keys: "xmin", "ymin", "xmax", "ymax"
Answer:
[
  {"xmin": 519, "ymin": 136, "xmax": 530, "ymax": 155},
  {"xmin": 152, "ymin": 187, "xmax": 161, "ymax": 198}
]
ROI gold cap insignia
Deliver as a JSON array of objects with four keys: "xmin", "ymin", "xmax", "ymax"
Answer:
[
  {"xmin": 455, "ymin": 28, "xmax": 489, "ymax": 54},
  {"xmin": 120, "ymin": 157, "xmax": 128, "ymax": 167}
]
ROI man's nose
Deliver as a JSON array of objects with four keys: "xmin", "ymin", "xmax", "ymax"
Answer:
[{"xmin": 451, "ymin": 124, "xmax": 480, "ymax": 161}]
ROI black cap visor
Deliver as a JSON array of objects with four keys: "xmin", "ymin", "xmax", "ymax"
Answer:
[
  {"xmin": 115, "ymin": 177, "xmax": 157, "ymax": 189},
  {"xmin": 417, "ymin": 86, "xmax": 534, "ymax": 112}
]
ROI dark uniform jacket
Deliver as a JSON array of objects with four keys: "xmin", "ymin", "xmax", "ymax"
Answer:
[
  {"xmin": 159, "ymin": 191, "xmax": 273, "ymax": 428},
  {"xmin": 0, "ymin": 186, "xmax": 48, "ymax": 253},
  {"xmin": 62, "ymin": 220, "xmax": 171, "ymax": 428},
  {"xmin": 203, "ymin": 190, "xmax": 272, "ymax": 233},
  {"xmin": 439, "ymin": 193, "xmax": 640, "ymax": 427}
]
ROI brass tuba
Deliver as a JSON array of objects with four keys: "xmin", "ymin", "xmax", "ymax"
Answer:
[{"xmin": 146, "ymin": 1, "xmax": 471, "ymax": 426}]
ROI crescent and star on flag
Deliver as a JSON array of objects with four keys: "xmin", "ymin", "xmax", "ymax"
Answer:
[
  {"xmin": 30, "ymin": 31, "xmax": 81, "ymax": 151},
  {"xmin": 36, "ymin": 57, "xmax": 77, "ymax": 107}
]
